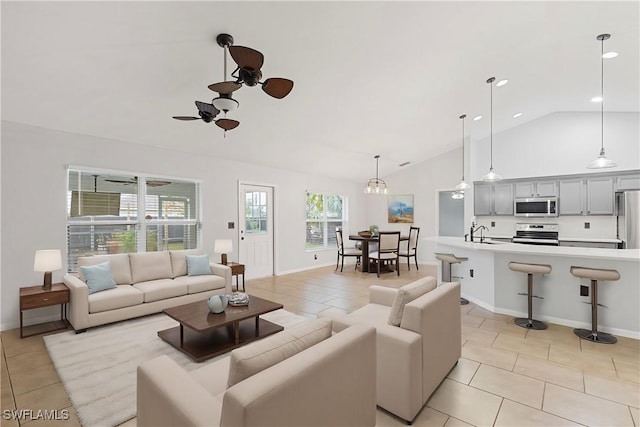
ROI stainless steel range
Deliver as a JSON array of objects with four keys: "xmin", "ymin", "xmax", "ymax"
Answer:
[{"xmin": 512, "ymin": 223, "xmax": 559, "ymax": 246}]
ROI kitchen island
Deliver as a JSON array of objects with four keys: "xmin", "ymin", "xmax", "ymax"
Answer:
[{"xmin": 426, "ymin": 236, "xmax": 640, "ymax": 338}]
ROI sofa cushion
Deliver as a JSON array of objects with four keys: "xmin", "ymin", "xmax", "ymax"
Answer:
[
  {"xmin": 133, "ymin": 279, "xmax": 188, "ymax": 303},
  {"xmin": 129, "ymin": 252, "xmax": 173, "ymax": 283},
  {"xmin": 78, "ymin": 254, "xmax": 132, "ymax": 285},
  {"xmin": 170, "ymin": 249, "xmax": 203, "ymax": 278},
  {"xmin": 186, "ymin": 254, "xmax": 212, "ymax": 276},
  {"xmin": 88, "ymin": 285, "xmax": 144, "ymax": 313},
  {"xmin": 190, "ymin": 357, "xmax": 231, "ymax": 397},
  {"xmin": 227, "ymin": 318, "xmax": 332, "ymax": 387},
  {"xmin": 81, "ymin": 261, "xmax": 117, "ymax": 294},
  {"xmin": 388, "ymin": 277, "xmax": 437, "ymax": 326},
  {"xmin": 173, "ymin": 275, "xmax": 226, "ymax": 294}
]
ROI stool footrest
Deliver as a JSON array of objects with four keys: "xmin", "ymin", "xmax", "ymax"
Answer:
[{"xmin": 517, "ymin": 292, "xmax": 528, "ymax": 296}]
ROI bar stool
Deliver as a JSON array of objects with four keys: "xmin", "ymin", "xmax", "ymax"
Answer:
[
  {"xmin": 570, "ymin": 266, "xmax": 620, "ymax": 344},
  {"xmin": 435, "ymin": 253, "xmax": 469, "ymax": 305},
  {"xmin": 509, "ymin": 262, "xmax": 552, "ymax": 330}
]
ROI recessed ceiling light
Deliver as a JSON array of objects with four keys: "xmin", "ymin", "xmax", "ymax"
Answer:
[
  {"xmin": 513, "ymin": 112, "xmax": 523, "ymax": 118},
  {"xmin": 473, "ymin": 115, "xmax": 482, "ymax": 121},
  {"xmin": 496, "ymin": 79, "xmax": 508, "ymax": 87},
  {"xmin": 591, "ymin": 96, "xmax": 603, "ymax": 103},
  {"xmin": 602, "ymin": 51, "xmax": 618, "ymax": 59}
]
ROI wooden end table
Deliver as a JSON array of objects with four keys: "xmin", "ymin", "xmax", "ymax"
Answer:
[
  {"xmin": 158, "ymin": 295, "xmax": 283, "ymax": 362},
  {"xmin": 20, "ymin": 283, "xmax": 70, "ymax": 338},
  {"xmin": 226, "ymin": 262, "xmax": 246, "ymax": 291}
]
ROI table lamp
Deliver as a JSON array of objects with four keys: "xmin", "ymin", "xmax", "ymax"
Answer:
[
  {"xmin": 34, "ymin": 249, "xmax": 62, "ymax": 290},
  {"xmin": 214, "ymin": 239, "xmax": 233, "ymax": 265}
]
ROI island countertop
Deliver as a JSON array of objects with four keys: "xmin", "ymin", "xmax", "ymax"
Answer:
[
  {"xmin": 426, "ymin": 236, "xmax": 639, "ymax": 261},
  {"xmin": 425, "ymin": 236, "xmax": 639, "ymax": 339}
]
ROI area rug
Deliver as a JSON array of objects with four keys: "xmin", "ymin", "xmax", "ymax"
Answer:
[{"xmin": 44, "ymin": 309, "xmax": 308, "ymax": 427}]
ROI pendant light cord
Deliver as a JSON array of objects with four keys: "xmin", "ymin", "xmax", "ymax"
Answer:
[
  {"xmin": 460, "ymin": 114, "xmax": 466, "ymax": 180},
  {"xmin": 490, "ymin": 80, "xmax": 494, "ymax": 169},
  {"xmin": 600, "ymin": 36, "xmax": 604, "ymax": 153}
]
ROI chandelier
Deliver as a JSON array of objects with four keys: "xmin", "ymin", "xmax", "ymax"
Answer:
[{"xmin": 364, "ymin": 155, "xmax": 389, "ymax": 194}]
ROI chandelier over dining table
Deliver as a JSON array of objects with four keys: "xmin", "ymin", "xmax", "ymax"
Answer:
[{"xmin": 364, "ymin": 155, "xmax": 389, "ymax": 194}]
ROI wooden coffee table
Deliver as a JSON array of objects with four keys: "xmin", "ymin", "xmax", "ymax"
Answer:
[{"xmin": 158, "ymin": 295, "xmax": 284, "ymax": 362}]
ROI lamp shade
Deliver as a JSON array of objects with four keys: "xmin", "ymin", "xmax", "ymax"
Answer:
[
  {"xmin": 214, "ymin": 239, "xmax": 233, "ymax": 254},
  {"xmin": 34, "ymin": 249, "xmax": 62, "ymax": 272}
]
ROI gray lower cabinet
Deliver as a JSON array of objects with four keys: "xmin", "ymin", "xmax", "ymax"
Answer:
[
  {"xmin": 559, "ymin": 241, "xmax": 619, "ymax": 249},
  {"xmin": 559, "ymin": 179, "xmax": 584, "ymax": 215}
]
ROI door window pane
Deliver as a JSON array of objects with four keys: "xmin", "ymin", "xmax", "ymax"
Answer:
[{"xmin": 246, "ymin": 191, "xmax": 268, "ymax": 234}]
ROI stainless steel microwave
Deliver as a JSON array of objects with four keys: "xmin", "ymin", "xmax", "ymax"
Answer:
[{"xmin": 514, "ymin": 197, "xmax": 558, "ymax": 217}]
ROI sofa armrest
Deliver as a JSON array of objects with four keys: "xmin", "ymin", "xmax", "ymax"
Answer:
[
  {"xmin": 63, "ymin": 274, "xmax": 89, "ymax": 331},
  {"xmin": 369, "ymin": 285, "xmax": 397, "ymax": 306},
  {"xmin": 137, "ymin": 355, "xmax": 222, "ymax": 427},
  {"xmin": 209, "ymin": 263, "xmax": 232, "ymax": 294}
]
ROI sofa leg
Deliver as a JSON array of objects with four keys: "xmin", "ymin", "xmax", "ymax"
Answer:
[{"xmin": 75, "ymin": 329, "xmax": 87, "ymax": 334}]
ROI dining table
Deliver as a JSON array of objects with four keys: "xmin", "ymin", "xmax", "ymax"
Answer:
[{"xmin": 348, "ymin": 233, "xmax": 409, "ymax": 273}]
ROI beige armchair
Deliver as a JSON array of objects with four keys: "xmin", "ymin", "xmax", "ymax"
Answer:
[{"xmin": 324, "ymin": 277, "xmax": 461, "ymax": 424}]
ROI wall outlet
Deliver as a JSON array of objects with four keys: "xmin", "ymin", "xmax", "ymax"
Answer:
[
  {"xmin": 470, "ymin": 269, "xmax": 474, "ymax": 278},
  {"xmin": 491, "ymin": 221, "xmax": 495, "ymax": 227},
  {"xmin": 580, "ymin": 285, "xmax": 589, "ymax": 296},
  {"xmin": 584, "ymin": 222, "xmax": 590, "ymax": 229}
]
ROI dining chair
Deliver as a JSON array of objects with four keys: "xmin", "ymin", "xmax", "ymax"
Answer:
[
  {"xmin": 370, "ymin": 231, "xmax": 400, "ymax": 277},
  {"xmin": 398, "ymin": 226, "xmax": 420, "ymax": 271},
  {"xmin": 335, "ymin": 230, "xmax": 361, "ymax": 272}
]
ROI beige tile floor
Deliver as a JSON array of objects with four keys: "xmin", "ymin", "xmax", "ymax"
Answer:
[{"xmin": 1, "ymin": 263, "xmax": 639, "ymax": 426}]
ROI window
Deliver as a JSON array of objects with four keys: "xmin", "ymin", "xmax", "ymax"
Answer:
[
  {"xmin": 305, "ymin": 192, "xmax": 346, "ymax": 250},
  {"xmin": 66, "ymin": 169, "xmax": 201, "ymax": 271}
]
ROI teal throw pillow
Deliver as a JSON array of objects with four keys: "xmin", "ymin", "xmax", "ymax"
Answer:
[
  {"xmin": 186, "ymin": 254, "xmax": 211, "ymax": 276},
  {"xmin": 81, "ymin": 261, "xmax": 117, "ymax": 294}
]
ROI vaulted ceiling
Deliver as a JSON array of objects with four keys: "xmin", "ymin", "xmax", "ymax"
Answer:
[{"xmin": 2, "ymin": 1, "xmax": 638, "ymax": 182}]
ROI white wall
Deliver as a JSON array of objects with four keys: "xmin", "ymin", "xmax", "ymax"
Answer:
[{"xmin": 0, "ymin": 121, "xmax": 368, "ymax": 330}]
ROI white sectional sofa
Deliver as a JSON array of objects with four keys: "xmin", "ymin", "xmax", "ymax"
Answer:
[
  {"xmin": 137, "ymin": 319, "xmax": 377, "ymax": 427},
  {"xmin": 63, "ymin": 250, "xmax": 232, "ymax": 332}
]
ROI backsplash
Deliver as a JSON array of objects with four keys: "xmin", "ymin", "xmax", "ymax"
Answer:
[{"xmin": 474, "ymin": 215, "xmax": 617, "ymax": 239}]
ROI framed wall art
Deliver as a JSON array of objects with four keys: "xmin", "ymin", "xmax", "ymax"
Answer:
[{"xmin": 388, "ymin": 194, "xmax": 414, "ymax": 223}]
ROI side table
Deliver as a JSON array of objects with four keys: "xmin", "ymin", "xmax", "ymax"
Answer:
[
  {"xmin": 226, "ymin": 262, "xmax": 246, "ymax": 292},
  {"xmin": 20, "ymin": 283, "xmax": 70, "ymax": 338}
]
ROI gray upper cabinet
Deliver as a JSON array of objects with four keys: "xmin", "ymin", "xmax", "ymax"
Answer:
[
  {"xmin": 514, "ymin": 181, "xmax": 556, "ymax": 198},
  {"xmin": 474, "ymin": 183, "xmax": 492, "ymax": 216},
  {"xmin": 616, "ymin": 175, "xmax": 640, "ymax": 191},
  {"xmin": 474, "ymin": 183, "xmax": 513, "ymax": 216},
  {"xmin": 493, "ymin": 183, "xmax": 514, "ymax": 215},
  {"xmin": 559, "ymin": 179, "xmax": 584, "ymax": 215},
  {"xmin": 586, "ymin": 177, "xmax": 614, "ymax": 215}
]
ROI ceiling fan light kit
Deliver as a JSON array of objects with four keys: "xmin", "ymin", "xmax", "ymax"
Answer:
[
  {"xmin": 587, "ymin": 33, "xmax": 617, "ymax": 169},
  {"xmin": 364, "ymin": 155, "xmax": 389, "ymax": 195},
  {"xmin": 483, "ymin": 77, "xmax": 503, "ymax": 182},
  {"xmin": 173, "ymin": 33, "xmax": 293, "ymax": 135}
]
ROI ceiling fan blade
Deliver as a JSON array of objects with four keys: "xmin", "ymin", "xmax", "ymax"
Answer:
[
  {"xmin": 229, "ymin": 45, "xmax": 264, "ymax": 71},
  {"xmin": 262, "ymin": 78, "xmax": 294, "ymax": 99},
  {"xmin": 208, "ymin": 81, "xmax": 242, "ymax": 94},
  {"xmin": 173, "ymin": 116, "xmax": 201, "ymax": 121},
  {"xmin": 215, "ymin": 118, "xmax": 240, "ymax": 131},
  {"xmin": 195, "ymin": 101, "xmax": 220, "ymax": 117}
]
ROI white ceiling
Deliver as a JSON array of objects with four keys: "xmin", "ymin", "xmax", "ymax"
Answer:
[{"xmin": 2, "ymin": 1, "xmax": 638, "ymax": 182}]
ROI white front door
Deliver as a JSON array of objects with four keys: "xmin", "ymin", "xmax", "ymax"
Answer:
[{"xmin": 238, "ymin": 183, "xmax": 274, "ymax": 279}]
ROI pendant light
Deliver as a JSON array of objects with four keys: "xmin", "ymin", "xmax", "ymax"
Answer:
[
  {"xmin": 455, "ymin": 114, "xmax": 470, "ymax": 193},
  {"xmin": 587, "ymin": 34, "xmax": 617, "ymax": 169},
  {"xmin": 483, "ymin": 77, "xmax": 502, "ymax": 182},
  {"xmin": 364, "ymin": 155, "xmax": 389, "ymax": 194}
]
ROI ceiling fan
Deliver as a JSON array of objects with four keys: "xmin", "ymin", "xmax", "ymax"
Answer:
[
  {"xmin": 208, "ymin": 33, "xmax": 294, "ymax": 100},
  {"xmin": 172, "ymin": 101, "xmax": 239, "ymax": 131},
  {"xmin": 104, "ymin": 177, "xmax": 171, "ymax": 187}
]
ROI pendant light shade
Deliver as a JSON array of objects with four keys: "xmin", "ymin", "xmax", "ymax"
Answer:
[
  {"xmin": 451, "ymin": 190, "xmax": 464, "ymax": 200},
  {"xmin": 455, "ymin": 114, "xmax": 470, "ymax": 193},
  {"xmin": 364, "ymin": 155, "xmax": 389, "ymax": 194},
  {"xmin": 587, "ymin": 33, "xmax": 617, "ymax": 169},
  {"xmin": 483, "ymin": 77, "xmax": 502, "ymax": 182}
]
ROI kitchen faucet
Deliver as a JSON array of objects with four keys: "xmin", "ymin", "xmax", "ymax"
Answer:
[{"xmin": 470, "ymin": 222, "xmax": 489, "ymax": 243}]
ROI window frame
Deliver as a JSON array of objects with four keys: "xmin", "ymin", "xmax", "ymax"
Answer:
[
  {"xmin": 305, "ymin": 192, "xmax": 347, "ymax": 252},
  {"xmin": 66, "ymin": 166, "xmax": 202, "ymax": 271}
]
